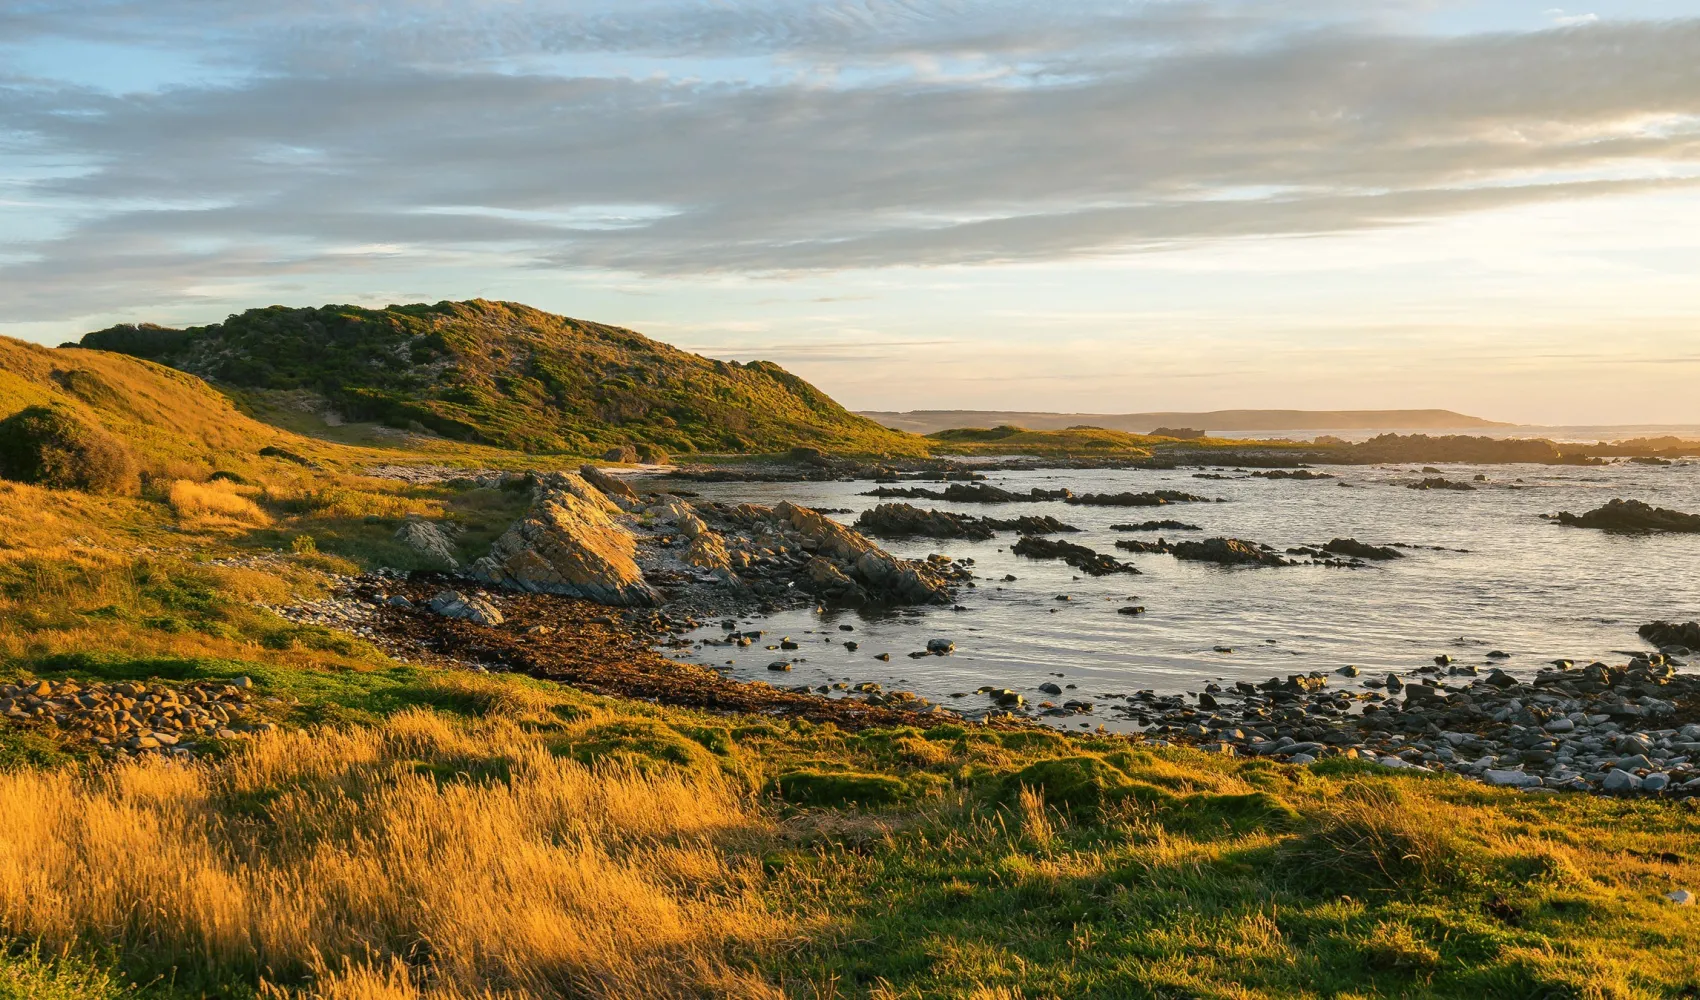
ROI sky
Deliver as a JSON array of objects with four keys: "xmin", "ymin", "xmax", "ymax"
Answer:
[{"xmin": 3, "ymin": 1, "xmax": 1700, "ymax": 424}]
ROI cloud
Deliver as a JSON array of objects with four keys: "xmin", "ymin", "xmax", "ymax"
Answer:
[{"xmin": 2, "ymin": 3, "xmax": 1700, "ymax": 320}]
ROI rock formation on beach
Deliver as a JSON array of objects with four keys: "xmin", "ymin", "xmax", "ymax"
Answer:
[{"xmin": 471, "ymin": 472, "xmax": 662, "ymax": 605}]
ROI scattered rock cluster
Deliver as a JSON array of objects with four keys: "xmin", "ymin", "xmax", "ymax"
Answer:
[
  {"xmin": 1551, "ymin": 498, "xmax": 1700, "ymax": 534},
  {"xmin": 1408, "ymin": 477, "xmax": 1476, "ymax": 491},
  {"xmin": 1118, "ymin": 645, "xmax": 1700, "ymax": 796},
  {"xmin": 1111, "ymin": 520, "xmax": 1201, "ymax": 531},
  {"xmin": 1, "ymin": 677, "xmax": 269, "ymax": 754}
]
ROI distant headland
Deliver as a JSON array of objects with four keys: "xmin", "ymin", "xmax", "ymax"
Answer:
[{"xmin": 859, "ymin": 408, "xmax": 1511, "ymax": 435}]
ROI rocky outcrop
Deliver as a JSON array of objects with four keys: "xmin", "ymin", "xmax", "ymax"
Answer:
[
  {"xmin": 1408, "ymin": 477, "xmax": 1475, "ymax": 491},
  {"xmin": 1642, "ymin": 621, "xmax": 1700, "ymax": 652},
  {"xmin": 773, "ymin": 501, "xmax": 957, "ymax": 604},
  {"xmin": 855, "ymin": 503, "xmax": 995, "ymax": 541},
  {"xmin": 579, "ymin": 464, "xmax": 640, "ymax": 503},
  {"xmin": 394, "ymin": 518, "xmax": 459, "ymax": 568},
  {"xmin": 1010, "ymin": 536, "xmax": 1140, "ymax": 575},
  {"xmin": 471, "ymin": 472, "xmax": 659, "ymax": 605},
  {"xmin": 1111, "ymin": 520, "xmax": 1201, "ymax": 531},
  {"xmin": 1554, "ymin": 499, "xmax": 1700, "ymax": 534}
]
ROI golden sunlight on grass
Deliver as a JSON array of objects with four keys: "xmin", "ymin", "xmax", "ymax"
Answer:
[
  {"xmin": 168, "ymin": 478, "xmax": 271, "ymax": 527},
  {"xmin": 0, "ymin": 711, "xmax": 781, "ymax": 1000}
]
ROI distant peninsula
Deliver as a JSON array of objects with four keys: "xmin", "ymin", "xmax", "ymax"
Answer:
[{"xmin": 859, "ymin": 408, "xmax": 1511, "ymax": 435}]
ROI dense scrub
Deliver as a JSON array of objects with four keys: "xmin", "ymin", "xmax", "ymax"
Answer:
[{"xmin": 80, "ymin": 300, "xmax": 923, "ymax": 457}]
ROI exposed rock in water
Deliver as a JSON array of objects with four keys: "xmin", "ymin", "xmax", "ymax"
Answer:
[
  {"xmin": 855, "ymin": 503, "xmax": 995, "ymax": 540},
  {"xmin": 1321, "ymin": 538, "xmax": 1403, "ymax": 561},
  {"xmin": 1111, "ymin": 520, "xmax": 1201, "ymax": 531},
  {"xmin": 1251, "ymin": 469, "xmax": 1335, "ymax": 480},
  {"xmin": 579, "ymin": 464, "xmax": 640, "ymax": 502},
  {"xmin": 1553, "ymin": 499, "xmax": 1700, "ymax": 534},
  {"xmin": 1642, "ymin": 621, "xmax": 1700, "ymax": 651},
  {"xmin": 1065, "ymin": 490, "xmax": 1212, "ymax": 507},
  {"xmin": 981, "ymin": 515, "xmax": 1081, "ymax": 535},
  {"xmin": 471, "ymin": 472, "xmax": 660, "ymax": 605},
  {"xmin": 1010, "ymin": 536, "xmax": 1140, "ymax": 575},
  {"xmin": 1171, "ymin": 537, "xmax": 1290, "ymax": 566},
  {"xmin": 1116, "ymin": 536, "xmax": 1290, "ymax": 566},
  {"xmin": 1407, "ymin": 477, "xmax": 1476, "ymax": 491},
  {"xmin": 862, "ymin": 483, "xmax": 1072, "ymax": 503},
  {"xmin": 394, "ymin": 518, "xmax": 459, "ymax": 568}
]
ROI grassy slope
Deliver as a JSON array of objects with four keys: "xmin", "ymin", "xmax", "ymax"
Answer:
[
  {"xmin": 5, "ymin": 337, "xmax": 1700, "ymax": 999},
  {"xmin": 77, "ymin": 299, "xmax": 924, "ymax": 458}
]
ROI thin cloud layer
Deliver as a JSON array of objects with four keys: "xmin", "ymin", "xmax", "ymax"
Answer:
[{"xmin": 1, "ymin": 1, "xmax": 1699, "ymax": 320}]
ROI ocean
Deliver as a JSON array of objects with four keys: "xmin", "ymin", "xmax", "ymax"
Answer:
[{"xmin": 637, "ymin": 459, "xmax": 1700, "ymax": 731}]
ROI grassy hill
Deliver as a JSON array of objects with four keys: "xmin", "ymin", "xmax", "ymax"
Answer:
[{"xmin": 78, "ymin": 299, "xmax": 923, "ymax": 458}]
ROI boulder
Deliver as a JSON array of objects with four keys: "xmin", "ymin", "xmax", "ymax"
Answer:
[
  {"xmin": 394, "ymin": 518, "xmax": 459, "ymax": 568},
  {"xmin": 602, "ymin": 445, "xmax": 640, "ymax": 463},
  {"xmin": 428, "ymin": 590, "xmax": 504, "ymax": 626},
  {"xmin": 471, "ymin": 472, "xmax": 659, "ymax": 605},
  {"xmin": 579, "ymin": 465, "xmax": 640, "ymax": 502}
]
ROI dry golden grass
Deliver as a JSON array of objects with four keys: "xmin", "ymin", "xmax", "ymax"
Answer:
[
  {"xmin": 0, "ymin": 711, "xmax": 781, "ymax": 1000},
  {"xmin": 168, "ymin": 479, "xmax": 271, "ymax": 527}
]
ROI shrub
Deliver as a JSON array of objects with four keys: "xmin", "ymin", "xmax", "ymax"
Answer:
[{"xmin": 0, "ymin": 406, "xmax": 137, "ymax": 494}]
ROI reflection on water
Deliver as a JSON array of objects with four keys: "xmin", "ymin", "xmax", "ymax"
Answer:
[{"xmin": 636, "ymin": 461, "xmax": 1700, "ymax": 731}]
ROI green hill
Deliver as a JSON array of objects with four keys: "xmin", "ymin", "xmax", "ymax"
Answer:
[{"xmin": 77, "ymin": 299, "xmax": 922, "ymax": 458}]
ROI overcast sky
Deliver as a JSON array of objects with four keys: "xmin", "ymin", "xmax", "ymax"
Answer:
[{"xmin": 4, "ymin": 1, "xmax": 1699, "ymax": 423}]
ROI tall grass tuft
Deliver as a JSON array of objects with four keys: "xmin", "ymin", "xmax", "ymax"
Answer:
[
  {"xmin": 0, "ymin": 712, "xmax": 781, "ymax": 1000},
  {"xmin": 1282, "ymin": 784, "xmax": 1485, "ymax": 893},
  {"xmin": 167, "ymin": 479, "xmax": 270, "ymax": 527}
]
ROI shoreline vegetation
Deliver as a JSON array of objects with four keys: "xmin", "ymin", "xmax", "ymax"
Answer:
[{"xmin": 6, "ymin": 303, "xmax": 1700, "ymax": 997}]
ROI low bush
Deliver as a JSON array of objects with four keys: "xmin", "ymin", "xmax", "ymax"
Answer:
[{"xmin": 0, "ymin": 406, "xmax": 137, "ymax": 494}]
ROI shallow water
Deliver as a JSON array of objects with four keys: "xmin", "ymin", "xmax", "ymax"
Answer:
[{"xmin": 635, "ymin": 462, "xmax": 1700, "ymax": 731}]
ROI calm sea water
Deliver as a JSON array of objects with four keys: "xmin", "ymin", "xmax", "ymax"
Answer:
[{"xmin": 636, "ymin": 461, "xmax": 1700, "ymax": 730}]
